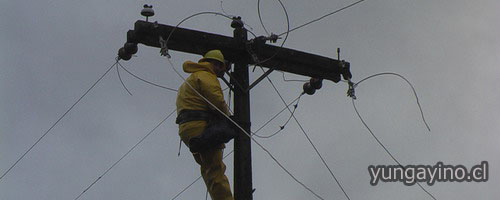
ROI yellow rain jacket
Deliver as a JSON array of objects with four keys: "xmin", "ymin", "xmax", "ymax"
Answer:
[
  {"xmin": 176, "ymin": 61, "xmax": 230, "ymax": 142},
  {"xmin": 175, "ymin": 60, "xmax": 234, "ymax": 200},
  {"xmin": 176, "ymin": 61, "xmax": 229, "ymax": 116}
]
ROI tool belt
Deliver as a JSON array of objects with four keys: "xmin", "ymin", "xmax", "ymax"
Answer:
[{"xmin": 175, "ymin": 109, "xmax": 215, "ymax": 125}]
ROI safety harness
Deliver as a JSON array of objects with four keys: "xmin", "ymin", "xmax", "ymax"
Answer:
[
  {"xmin": 175, "ymin": 109, "xmax": 214, "ymax": 125},
  {"xmin": 176, "ymin": 109, "xmax": 236, "ymax": 153}
]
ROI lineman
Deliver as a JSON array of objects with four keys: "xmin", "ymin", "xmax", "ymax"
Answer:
[{"xmin": 175, "ymin": 50, "xmax": 235, "ymax": 200}]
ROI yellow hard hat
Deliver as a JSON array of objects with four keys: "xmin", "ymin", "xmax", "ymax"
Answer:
[{"xmin": 199, "ymin": 50, "xmax": 225, "ymax": 67}]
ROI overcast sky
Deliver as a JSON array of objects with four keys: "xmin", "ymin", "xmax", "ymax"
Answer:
[{"xmin": 1, "ymin": 0, "xmax": 499, "ymax": 199}]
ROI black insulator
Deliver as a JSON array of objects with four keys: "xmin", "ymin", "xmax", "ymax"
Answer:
[
  {"xmin": 124, "ymin": 43, "xmax": 138, "ymax": 55},
  {"xmin": 303, "ymin": 82, "xmax": 316, "ymax": 95},
  {"xmin": 341, "ymin": 61, "xmax": 352, "ymax": 80},
  {"xmin": 231, "ymin": 16, "xmax": 243, "ymax": 28},
  {"xmin": 269, "ymin": 34, "xmax": 279, "ymax": 43},
  {"xmin": 118, "ymin": 47, "xmax": 132, "ymax": 61},
  {"xmin": 141, "ymin": 5, "xmax": 154, "ymax": 17},
  {"xmin": 310, "ymin": 78, "xmax": 323, "ymax": 90}
]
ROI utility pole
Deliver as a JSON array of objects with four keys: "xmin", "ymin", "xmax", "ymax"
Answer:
[
  {"xmin": 231, "ymin": 18, "xmax": 253, "ymax": 200},
  {"xmin": 118, "ymin": 7, "xmax": 351, "ymax": 200}
]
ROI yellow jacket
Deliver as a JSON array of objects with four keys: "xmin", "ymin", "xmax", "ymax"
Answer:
[
  {"xmin": 176, "ymin": 61, "xmax": 229, "ymax": 115},
  {"xmin": 176, "ymin": 61, "xmax": 230, "ymax": 142}
]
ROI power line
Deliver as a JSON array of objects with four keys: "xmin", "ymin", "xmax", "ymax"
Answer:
[
  {"xmin": 352, "ymin": 97, "xmax": 437, "ymax": 200},
  {"xmin": 219, "ymin": 1, "xmax": 255, "ymax": 31},
  {"xmin": 0, "ymin": 60, "xmax": 118, "ymax": 181},
  {"xmin": 253, "ymin": 94, "xmax": 302, "ymax": 138},
  {"xmin": 278, "ymin": 0, "xmax": 366, "ymax": 36},
  {"xmin": 74, "ymin": 108, "xmax": 176, "ymax": 200},
  {"xmin": 352, "ymin": 99, "xmax": 403, "ymax": 166},
  {"xmin": 264, "ymin": 73, "xmax": 351, "ymax": 200},
  {"xmin": 353, "ymin": 72, "xmax": 431, "ymax": 131},
  {"xmin": 116, "ymin": 64, "xmax": 133, "ymax": 96},
  {"xmin": 171, "ymin": 150, "xmax": 234, "ymax": 200},
  {"xmin": 257, "ymin": 0, "xmax": 270, "ymax": 36},
  {"xmin": 251, "ymin": 0, "xmax": 290, "ymax": 66},
  {"xmin": 117, "ymin": 61, "xmax": 178, "ymax": 92},
  {"xmin": 165, "ymin": 11, "xmax": 258, "ymax": 46},
  {"xmin": 350, "ymin": 73, "xmax": 436, "ymax": 199}
]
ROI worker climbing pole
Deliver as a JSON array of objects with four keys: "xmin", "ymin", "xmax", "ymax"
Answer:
[{"xmin": 117, "ymin": 4, "xmax": 351, "ymax": 200}]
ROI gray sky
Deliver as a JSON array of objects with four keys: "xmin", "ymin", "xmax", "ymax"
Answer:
[{"xmin": 1, "ymin": 0, "xmax": 499, "ymax": 199}]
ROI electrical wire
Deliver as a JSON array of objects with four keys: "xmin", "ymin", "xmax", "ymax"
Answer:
[
  {"xmin": 352, "ymin": 99, "xmax": 436, "ymax": 199},
  {"xmin": 265, "ymin": 74, "xmax": 351, "ymax": 200},
  {"xmin": 171, "ymin": 94, "xmax": 303, "ymax": 198},
  {"xmin": 117, "ymin": 61, "xmax": 178, "ymax": 92},
  {"xmin": 253, "ymin": 97, "xmax": 300, "ymax": 139},
  {"xmin": 220, "ymin": 1, "xmax": 255, "ymax": 31},
  {"xmin": 257, "ymin": 0, "xmax": 270, "ymax": 36},
  {"xmin": 0, "ymin": 60, "xmax": 118, "ymax": 181},
  {"xmin": 278, "ymin": 0, "xmax": 366, "ymax": 37},
  {"xmin": 74, "ymin": 108, "xmax": 176, "ymax": 200},
  {"xmin": 351, "ymin": 73, "xmax": 436, "ymax": 199},
  {"xmin": 251, "ymin": 0, "xmax": 290, "ymax": 66},
  {"xmin": 353, "ymin": 72, "xmax": 431, "ymax": 131},
  {"xmin": 165, "ymin": 11, "xmax": 258, "ymax": 46},
  {"xmin": 116, "ymin": 64, "xmax": 133, "ymax": 96},
  {"xmin": 166, "ymin": 57, "xmax": 325, "ymax": 200},
  {"xmin": 253, "ymin": 94, "xmax": 302, "ymax": 138},
  {"xmin": 170, "ymin": 150, "xmax": 234, "ymax": 200},
  {"xmin": 352, "ymin": 99, "xmax": 402, "ymax": 166}
]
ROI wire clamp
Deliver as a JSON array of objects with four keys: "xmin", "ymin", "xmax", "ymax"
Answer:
[
  {"xmin": 347, "ymin": 80, "xmax": 357, "ymax": 99},
  {"xmin": 159, "ymin": 36, "xmax": 171, "ymax": 58},
  {"xmin": 267, "ymin": 33, "xmax": 280, "ymax": 43}
]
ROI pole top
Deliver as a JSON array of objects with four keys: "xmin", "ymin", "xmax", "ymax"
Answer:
[
  {"xmin": 141, "ymin": 4, "xmax": 154, "ymax": 21},
  {"xmin": 231, "ymin": 16, "xmax": 244, "ymax": 28}
]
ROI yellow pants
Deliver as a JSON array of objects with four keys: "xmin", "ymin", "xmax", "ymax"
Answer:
[{"xmin": 179, "ymin": 121, "xmax": 234, "ymax": 200}]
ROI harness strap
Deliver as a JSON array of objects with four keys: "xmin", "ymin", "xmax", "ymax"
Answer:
[{"xmin": 175, "ymin": 109, "xmax": 214, "ymax": 124}]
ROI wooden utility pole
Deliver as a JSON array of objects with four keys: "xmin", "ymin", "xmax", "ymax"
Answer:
[
  {"xmin": 119, "ymin": 16, "xmax": 351, "ymax": 200},
  {"xmin": 231, "ymin": 19, "xmax": 253, "ymax": 200}
]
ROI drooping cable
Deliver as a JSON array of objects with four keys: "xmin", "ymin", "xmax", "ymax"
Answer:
[
  {"xmin": 265, "ymin": 73, "xmax": 351, "ymax": 200},
  {"xmin": 251, "ymin": 0, "xmax": 290, "ymax": 66},
  {"xmin": 220, "ymin": 1, "xmax": 255, "ymax": 31},
  {"xmin": 253, "ymin": 94, "xmax": 302, "ymax": 138},
  {"xmin": 166, "ymin": 57, "xmax": 325, "ymax": 200},
  {"xmin": 352, "ymin": 98, "xmax": 436, "ymax": 199},
  {"xmin": 257, "ymin": 0, "xmax": 270, "ymax": 36},
  {"xmin": 353, "ymin": 72, "xmax": 431, "ymax": 131},
  {"xmin": 117, "ymin": 61, "xmax": 178, "ymax": 92},
  {"xmin": 0, "ymin": 60, "xmax": 118, "ymax": 181},
  {"xmin": 350, "ymin": 73, "xmax": 436, "ymax": 199},
  {"xmin": 352, "ymin": 99, "xmax": 402, "ymax": 166},
  {"xmin": 278, "ymin": 0, "xmax": 366, "ymax": 37},
  {"xmin": 74, "ymin": 108, "xmax": 176, "ymax": 200},
  {"xmin": 116, "ymin": 64, "xmax": 133, "ymax": 96},
  {"xmin": 165, "ymin": 11, "xmax": 257, "ymax": 46},
  {"xmin": 253, "ymin": 99, "xmax": 299, "ymax": 139}
]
